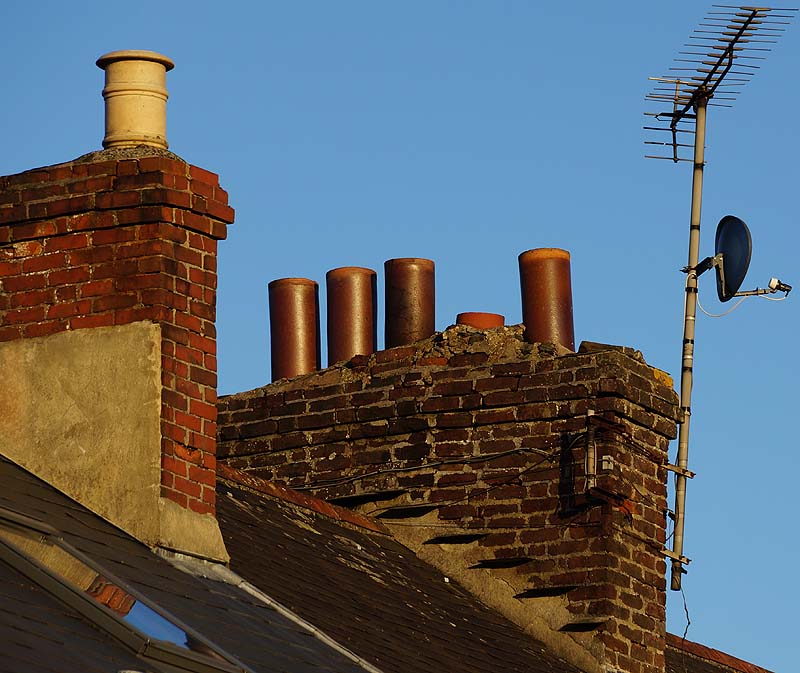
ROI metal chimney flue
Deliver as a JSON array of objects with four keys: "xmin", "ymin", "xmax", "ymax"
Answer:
[
  {"xmin": 96, "ymin": 50, "xmax": 174, "ymax": 149},
  {"xmin": 518, "ymin": 248, "xmax": 575, "ymax": 351},
  {"xmin": 384, "ymin": 258, "xmax": 435, "ymax": 348},
  {"xmin": 456, "ymin": 312, "xmax": 505, "ymax": 329},
  {"xmin": 326, "ymin": 266, "xmax": 377, "ymax": 366},
  {"xmin": 268, "ymin": 278, "xmax": 321, "ymax": 381}
]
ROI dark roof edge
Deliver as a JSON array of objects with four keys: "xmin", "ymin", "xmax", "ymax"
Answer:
[
  {"xmin": 666, "ymin": 633, "xmax": 774, "ymax": 673},
  {"xmin": 216, "ymin": 464, "xmax": 389, "ymax": 535}
]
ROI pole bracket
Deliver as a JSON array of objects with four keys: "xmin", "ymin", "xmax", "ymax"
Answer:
[
  {"xmin": 662, "ymin": 548, "xmax": 691, "ymax": 565},
  {"xmin": 666, "ymin": 463, "xmax": 695, "ymax": 479}
]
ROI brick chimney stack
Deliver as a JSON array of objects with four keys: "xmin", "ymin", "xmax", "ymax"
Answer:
[
  {"xmin": 0, "ymin": 52, "xmax": 234, "ymax": 561},
  {"xmin": 217, "ymin": 326, "xmax": 679, "ymax": 673}
]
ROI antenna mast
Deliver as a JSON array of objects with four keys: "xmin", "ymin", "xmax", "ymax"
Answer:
[{"xmin": 645, "ymin": 4, "xmax": 797, "ymax": 591}]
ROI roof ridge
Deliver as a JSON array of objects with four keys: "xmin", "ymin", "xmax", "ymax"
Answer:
[
  {"xmin": 666, "ymin": 633, "xmax": 774, "ymax": 673},
  {"xmin": 216, "ymin": 463, "xmax": 389, "ymax": 535}
]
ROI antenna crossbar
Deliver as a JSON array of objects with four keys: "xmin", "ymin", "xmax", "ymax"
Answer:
[{"xmin": 646, "ymin": 4, "xmax": 796, "ymax": 163}]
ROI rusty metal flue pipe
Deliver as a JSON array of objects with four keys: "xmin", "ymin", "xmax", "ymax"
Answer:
[
  {"xmin": 326, "ymin": 266, "xmax": 377, "ymax": 365},
  {"xmin": 384, "ymin": 258, "xmax": 435, "ymax": 348},
  {"xmin": 518, "ymin": 248, "xmax": 575, "ymax": 351},
  {"xmin": 268, "ymin": 278, "xmax": 321, "ymax": 381}
]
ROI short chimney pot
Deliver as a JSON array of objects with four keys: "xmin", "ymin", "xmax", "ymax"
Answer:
[{"xmin": 96, "ymin": 49, "xmax": 174, "ymax": 150}]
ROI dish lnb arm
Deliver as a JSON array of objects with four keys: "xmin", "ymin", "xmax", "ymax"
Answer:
[{"xmin": 728, "ymin": 276, "xmax": 792, "ymax": 298}]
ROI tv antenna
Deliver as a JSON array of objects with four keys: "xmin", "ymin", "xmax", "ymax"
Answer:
[{"xmin": 645, "ymin": 4, "xmax": 796, "ymax": 591}]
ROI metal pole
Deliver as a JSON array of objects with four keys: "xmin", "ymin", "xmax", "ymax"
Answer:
[{"xmin": 671, "ymin": 93, "xmax": 708, "ymax": 591}]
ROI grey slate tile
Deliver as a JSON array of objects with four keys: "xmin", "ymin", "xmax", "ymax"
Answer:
[
  {"xmin": 217, "ymin": 478, "xmax": 583, "ymax": 673},
  {"xmin": 0, "ymin": 456, "xmax": 373, "ymax": 673}
]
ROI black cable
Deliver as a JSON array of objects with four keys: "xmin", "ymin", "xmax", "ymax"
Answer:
[
  {"xmin": 385, "ymin": 519, "xmax": 603, "ymax": 531},
  {"xmin": 293, "ymin": 442, "xmax": 564, "ymax": 492},
  {"xmin": 680, "ymin": 586, "xmax": 692, "ymax": 641},
  {"xmin": 362, "ymin": 433, "xmax": 587, "ymax": 517}
]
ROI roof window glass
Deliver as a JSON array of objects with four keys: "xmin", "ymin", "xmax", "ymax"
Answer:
[{"xmin": 0, "ymin": 513, "xmax": 244, "ymax": 671}]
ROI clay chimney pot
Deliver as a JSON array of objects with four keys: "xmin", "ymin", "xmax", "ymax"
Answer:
[
  {"xmin": 326, "ymin": 266, "xmax": 378, "ymax": 366},
  {"xmin": 518, "ymin": 247, "xmax": 575, "ymax": 351},
  {"xmin": 456, "ymin": 312, "xmax": 505, "ymax": 329},
  {"xmin": 384, "ymin": 258, "xmax": 436, "ymax": 348},
  {"xmin": 96, "ymin": 50, "xmax": 175, "ymax": 149},
  {"xmin": 268, "ymin": 277, "xmax": 321, "ymax": 381}
]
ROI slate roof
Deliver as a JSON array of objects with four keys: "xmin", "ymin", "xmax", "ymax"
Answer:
[
  {"xmin": 0, "ymin": 455, "xmax": 371, "ymax": 673},
  {"xmin": 214, "ymin": 468, "xmax": 775, "ymax": 673},
  {"xmin": 0, "ymin": 452, "xmax": 773, "ymax": 673},
  {"xmin": 216, "ymin": 468, "xmax": 584, "ymax": 673}
]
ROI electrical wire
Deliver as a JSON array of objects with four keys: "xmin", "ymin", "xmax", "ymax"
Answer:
[
  {"xmin": 697, "ymin": 293, "xmax": 746, "ymax": 317},
  {"xmin": 696, "ymin": 281, "xmax": 789, "ymax": 315},
  {"xmin": 294, "ymin": 444, "xmax": 561, "ymax": 492},
  {"xmin": 358, "ymin": 433, "xmax": 592, "ymax": 517},
  {"xmin": 303, "ymin": 419, "xmax": 670, "ymax": 548},
  {"xmin": 604, "ymin": 427, "xmax": 665, "ymax": 464},
  {"xmin": 297, "ymin": 413, "xmax": 667, "ymax": 494},
  {"xmin": 363, "ymin": 449, "xmax": 563, "ymax": 517},
  {"xmin": 665, "ymin": 511, "xmax": 675, "ymax": 544},
  {"xmin": 673, "ymin": 586, "xmax": 693, "ymax": 673},
  {"xmin": 680, "ymin": 586, "xmax": 692, "ymax": 641},
  {"xmin": 311, "ymin": 421, "xmax": 668, "ymax": 520},
  {"xmin": 384, "ymin": 519, "xmax": 602, "ymax": 531},
  {"xmin": 619, "ymin": 528, "xmax": 668, "ymax": 556}
]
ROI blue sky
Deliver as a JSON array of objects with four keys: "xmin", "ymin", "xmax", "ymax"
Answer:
[{"xmin": 1, "ymin": 2, "xmax": 797, "ymax": 670}]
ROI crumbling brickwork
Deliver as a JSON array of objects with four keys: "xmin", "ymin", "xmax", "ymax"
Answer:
[
  {"xmin": 218, "ymin": 326, "xmax": 679, "ymax": 673},
  {"xmin": 0, "ymin": 152, "xmax": 234, "ymax": 516}
]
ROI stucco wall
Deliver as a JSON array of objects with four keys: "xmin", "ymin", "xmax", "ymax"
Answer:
[{"xmin": 0, "ymin": 321, "xmax": 226, "ymax": 560}]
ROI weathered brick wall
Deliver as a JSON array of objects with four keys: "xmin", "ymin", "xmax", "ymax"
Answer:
[
  {"xmin": 218, "ymin": 326, "xmax": 679, "ymax": 673},
  {"xmin": 0, "ymin": 152, "xmax": 234, "ymax": 515}
]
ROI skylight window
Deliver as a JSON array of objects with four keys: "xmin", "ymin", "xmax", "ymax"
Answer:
[{"xmin": 0, "ymin": 508, "xmax": 249, "ymax": 673}]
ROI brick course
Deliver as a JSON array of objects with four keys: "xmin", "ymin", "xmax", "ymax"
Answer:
[
  {"xmin": 217, "ymin": 327, "xmax": 679, "ymax": 673},
  {"xmin": 0, "ymin": 152, "xmax": 234, "ymax": 516}
]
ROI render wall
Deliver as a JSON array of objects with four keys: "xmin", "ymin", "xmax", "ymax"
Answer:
[
  {"xmin": 0, "ymin": 151, "xmax": 233, "ymax": 560},
  {"xmin": 0, "ymin": 323, "xmax": 161, "ymax": 541}
]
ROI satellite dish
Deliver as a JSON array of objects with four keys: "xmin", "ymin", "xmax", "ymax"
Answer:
[{"xmin": 715, "ymin": 215, "xmax": 752, "ymax": 302}]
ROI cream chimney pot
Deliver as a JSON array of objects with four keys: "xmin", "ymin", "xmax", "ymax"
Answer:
[{"xmin": 96, "ymin": 50, "xmax": 175, "ymax": 149}]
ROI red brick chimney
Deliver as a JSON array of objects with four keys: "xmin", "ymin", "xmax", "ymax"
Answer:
[
  {"xmin": 217, "ymin": 326, "xmax": 679, "ymax": 673},
  {"xmin": 0, "ymin": 51, "xmax": 233, "ymax": 561}
]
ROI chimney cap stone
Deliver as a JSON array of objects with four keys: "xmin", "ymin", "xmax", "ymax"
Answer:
[{"xmin": 96, "ymin": 50, "xmax": 174, "ymax": 71}]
